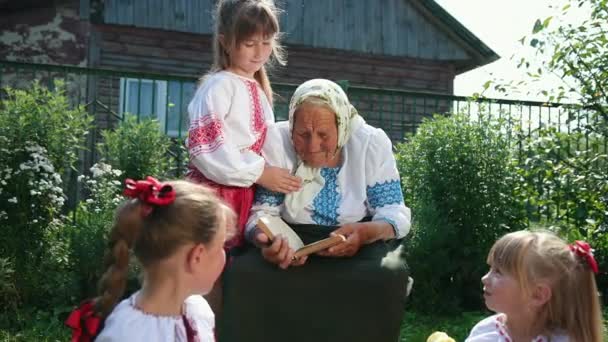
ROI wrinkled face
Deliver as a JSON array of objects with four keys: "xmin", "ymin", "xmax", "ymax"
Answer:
[
  {"xmin": 228, "ymin": 33, "xmax": 273, "ymax": 78},
  {"xmin": 481, "ymin": 264, "xmax": 526, "ymax": 316},
  {"xmin": 292, "ymin": 102, "xmax": 339, "ymax": 168}
]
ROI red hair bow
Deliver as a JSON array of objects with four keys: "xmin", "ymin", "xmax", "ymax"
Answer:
[
  {"xmin": 65, "ymin": 300, "xmax": 102, "ymax": 342},
  {"xmin": 569, "ymin": 240, "xmax": 599, "ymax": 274},
  {"xmin": 124, "ymin": 176, "xmax": 176, "ymax": 216}
]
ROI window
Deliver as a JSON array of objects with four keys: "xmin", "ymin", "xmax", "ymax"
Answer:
[{"xmin": 119, "ymin": 78, "xmax": 195, "ymax": 138}]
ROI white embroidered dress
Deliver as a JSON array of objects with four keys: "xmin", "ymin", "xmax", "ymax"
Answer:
[
  {"xmin": 245, "ymin": 121, "xmax": 412, "ymax": 239},
  {"xmin": 186, "ymin": 71, "xmax": 274, "ymax": 187},
  {"xmin": 96, "ymin": 292, "xmax": 215, "ymax": 342},
  {"xmin": 466, "ymin": 314, "xmax": 570, "ymax": 342}
]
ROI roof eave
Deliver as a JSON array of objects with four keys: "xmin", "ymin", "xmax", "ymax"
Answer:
[{"xmin": 411, "ymin": 0, "xmax": 500, "ymax": 74}]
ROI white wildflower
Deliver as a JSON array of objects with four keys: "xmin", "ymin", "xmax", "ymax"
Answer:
[{"xmin": 8, "ymin": 197, "xmax": 17, "ymax": 203}]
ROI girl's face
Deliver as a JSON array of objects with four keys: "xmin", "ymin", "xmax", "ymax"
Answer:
[
  {"xmin": 195, "ymin": 222, "xmax": 226, "ymax": 295},
  {"xmin": 227, "ymin": 33, "xmax": 273, "ymax": 79},
  {"xmin": 481, "ymin": 264, "xmax": 527, "ymax": 316}
]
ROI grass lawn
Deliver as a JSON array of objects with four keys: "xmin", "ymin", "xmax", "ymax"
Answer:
[
  {"xmin": 0, "ymin": 308, "xmax": 606, "ymax": 341},
  {"xmin": 400, "ymin": 309, "xmax": 608, "ymax": 341}
]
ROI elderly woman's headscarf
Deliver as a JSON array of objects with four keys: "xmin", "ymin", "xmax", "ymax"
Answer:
[{"xmin": 284, "ymin": 79, "xmax": 365, "ymax": 219}]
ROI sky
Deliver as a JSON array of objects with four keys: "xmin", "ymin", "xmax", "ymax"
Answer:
[{"xmin": 433, "ymin": 0, "xmax": 588, "ymax": 101}]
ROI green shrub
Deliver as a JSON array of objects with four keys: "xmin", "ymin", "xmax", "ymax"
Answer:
[
  {"xmin": 98, "ymin": 115, "xmax": 173, "ymax": 180},
  {"xmin": 395, "ymin": 114, "xmax": 527, "ymax": 314},
  {"xmin": 0, "ymin": 83, "xmax": 91, "ymax": 310},
  {"xmin": 0, "ymin": 82, "xmax": 92, "ymax": 176},
  {"xmin": 69, "ymin": 163, "xmax": 124, "ymax": 298},
  {"xmin": 514, "ymin": 126, "xmax": 608, "ymax": 297}
]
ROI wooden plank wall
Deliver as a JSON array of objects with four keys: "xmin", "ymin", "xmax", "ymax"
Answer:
[
  {"xmin": 103, "ymin": 0, "xmax": 471, "ymax": 61},
  {"xmin": 94, "ymin": 24, "xmax": 454, "ymax": 93}
]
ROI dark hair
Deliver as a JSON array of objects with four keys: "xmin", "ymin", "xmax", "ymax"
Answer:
[
  {"xmin": 208, "ymin": 0, "xmax": 285, "ymax": 104},
  {"xmin": 94, "ymin": 180, "xmax": 230, "ymax": 317}
]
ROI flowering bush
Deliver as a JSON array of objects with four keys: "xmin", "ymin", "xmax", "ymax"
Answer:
[
  {"xmin": 0, "ymin": 83, "xmax": 90, "ymax": 308},
  {"xmin": 69, "ymin": 163, "xmax": 124, "ymax": 297},
  {"xmin": 0, "ymin": 141, "xmax": 65, "ymax": 266}
]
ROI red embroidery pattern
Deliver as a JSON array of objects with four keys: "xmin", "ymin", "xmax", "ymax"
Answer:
[
  {"xmin": 494, "ymin": 315, "xmax": 546, "ymax": 342},
  {"xmin": 244, "ymin": 80, "xmax": 267, "ymax": 155},
  {"xmin": 188, "ymin": 115, "xmax": 224, "ymax": 156}
]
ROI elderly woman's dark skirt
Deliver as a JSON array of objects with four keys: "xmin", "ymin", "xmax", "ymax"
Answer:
[{"xmin": 219, "ymin": 224, "xmax": 409, "ymax": 342}]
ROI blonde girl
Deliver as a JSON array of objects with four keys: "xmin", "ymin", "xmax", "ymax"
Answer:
[{"xmin": 466, "ymin": 230, "xmax": 602, "ymax": 342}]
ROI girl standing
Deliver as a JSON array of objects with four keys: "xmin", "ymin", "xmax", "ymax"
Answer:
[{"xmin": 187, "ymin": 0, "xmax": 300, "ymax": 250}]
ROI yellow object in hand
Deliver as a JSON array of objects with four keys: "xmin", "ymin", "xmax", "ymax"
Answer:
[{"xmin": 427, "ymin": 331, "xmax": 456, "ymax": 342}]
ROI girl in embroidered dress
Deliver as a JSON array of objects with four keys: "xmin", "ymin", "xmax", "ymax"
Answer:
[
  {"xmin": 466, "ymin": 230, "xmax": 603, "ymax": 342},
  {"xmin": 66, "ymin": 178, "xmax": 233, "ymax": 342},
  {"xmin": 186, "ymin": 0, "xmax": 300, "ymax": 252}
]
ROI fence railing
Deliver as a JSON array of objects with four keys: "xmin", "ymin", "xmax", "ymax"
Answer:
[
  {"xmin": 2, "ymin": 60, "xmax": 606, "ymax": 225},
  {"xmin": 2, "ymin": 60, "xmax": 592, "ymax": 142}
]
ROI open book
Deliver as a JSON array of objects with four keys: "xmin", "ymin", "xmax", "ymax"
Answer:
[{"xmin": 257, "ymin": 216, "xmax": 346, "ymax": 259}]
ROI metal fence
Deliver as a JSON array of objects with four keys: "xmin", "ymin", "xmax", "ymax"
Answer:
[
  {"xmin": 2, "ymin": 60, "xmax": 606, "ymax": 223},
  {"xmin": 3, "ymin": 60, "xmax": 596, "ymax": 143}
]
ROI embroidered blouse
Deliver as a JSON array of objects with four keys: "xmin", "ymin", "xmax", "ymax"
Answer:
[
  {"xmin": 245, "ymin": 121, "xmax": 411, "ymax": 239},
  {"xmin": 95, "ymin": 292, "xmax": 215, "ymax": 342},
  {"xmin": 466, "ymin": 314, "xmax": 570, "ymax": 342},
  {"xmin": 186, "ymin": 70, "xmax": 274, "ymax": 187}
]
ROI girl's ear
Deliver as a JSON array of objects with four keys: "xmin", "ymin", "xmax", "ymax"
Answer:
[
  {"xmin": 530, "ymin": 283, "xmax": 552, "ymax": 308},
  {"xmin": 218, "ymin": 34, "xmax": 229, "ymax": 53},
  {"xmin": 186, "ymin": 244, "xmax": 207, "ymax": 273}
]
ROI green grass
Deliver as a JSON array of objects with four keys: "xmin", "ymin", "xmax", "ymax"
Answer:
[
  {"xmin": 399, "ymin": 310, "xmax": 486, "ymax": 341},
  {"xmin": 400, "ymin": 309, "xmax": 608, "ymax": 342},
  {"xmin": 1, "ymin": 308, "xmax": 606, "ymax": 341},
  {"xmin": 0, "ymin": 309, "xmax": 69, "ymax": 342}
]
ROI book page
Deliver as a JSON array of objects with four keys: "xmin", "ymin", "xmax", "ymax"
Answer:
[{"xmin": 258, "ymin": 216, "xmax": 305, "ymax": 251}]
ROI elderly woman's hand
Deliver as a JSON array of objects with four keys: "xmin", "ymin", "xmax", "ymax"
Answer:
[
  {"xmin": 317, "ymin": 223, "xmax": 366, "ymax": 257},
  {"xmin": 316, "ymin": 221, "xmax": 396, "ymax": 257},
  {"xmin": 256, "ymin": 166, "xmax": 301, "ymax": 194},
  {"xmin": 253, "ymin": 228, "xmax": 308, "ymax": 269}
]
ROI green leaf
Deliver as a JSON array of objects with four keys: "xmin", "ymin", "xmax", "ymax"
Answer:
[
  {"xmin": 533, "ymin": 19, "xmax": 543, "ymax": 33},
  {"xmin": 530, "ymin": 38, "xmax": 539, "ymax": 47},
  {"xmin": 542, "ymin": 16, "xmax": 553, "ymax": 29}
]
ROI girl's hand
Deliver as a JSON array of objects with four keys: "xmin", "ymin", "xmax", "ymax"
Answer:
[{"xmin": 257, "ymin": 166, "xmax": 301, "ymax": 194}]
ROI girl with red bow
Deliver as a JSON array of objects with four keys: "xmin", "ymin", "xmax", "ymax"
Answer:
[
  {"xmin": 466, "ymin": 230, "xmax": 603, "ymax": 342},
  {"xmin": 66, "ymin": 177, "xmax": 232, "ymax": 341}
]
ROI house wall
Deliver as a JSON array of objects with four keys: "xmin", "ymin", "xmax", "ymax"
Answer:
[
  {"xmin": 103, "ymin": 0, "xmax": 471, "ymax": 62},
  {"xmin": 0, "ymin": 2, "xmax": 89, "ymax": 66},
  {"xmin": 94, "ymin": 24, "xmax": 455, "ymax": 93},
  {"xmin": 91, "ymin": 23, "xmax": 454, "ymax": 140}
]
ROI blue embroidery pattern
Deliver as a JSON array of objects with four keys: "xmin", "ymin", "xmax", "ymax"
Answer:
[
  {"xmin": 254, "ymin": 186, "xmax": 285, "ymax": 206},
  {"xmin": 312, "ymin": 167, "xmax": 341, "ymax": 225},
  {"xmin": 367, "ymin": 179, "xmax": 403, "ymax": 208}
]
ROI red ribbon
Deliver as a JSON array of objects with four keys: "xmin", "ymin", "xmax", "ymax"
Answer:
[
  {"xmin": 65, "ymin": 300, "xmax": 102, "ymax": 342},
  {"xmin": 569, "ymin": 240, "xmax": 599, "ymax": 274},
  {"xmin": 123, "ymin": 176, "xmax": 176, "ymax": 216}
]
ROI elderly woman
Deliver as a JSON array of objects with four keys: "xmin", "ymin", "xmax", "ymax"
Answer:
[{"xmin": 220, "ymin": 79, "xmax": 412, "ymax": 342}]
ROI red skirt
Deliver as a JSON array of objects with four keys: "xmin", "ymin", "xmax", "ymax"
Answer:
[{"xmin": 187, "ymin": 169, "xmax": 254, "ymax": 250}]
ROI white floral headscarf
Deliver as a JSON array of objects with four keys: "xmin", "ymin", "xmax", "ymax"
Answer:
[{"xmin": 284, "ymin": 79, "xmax": 365, "ymax": 219}]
